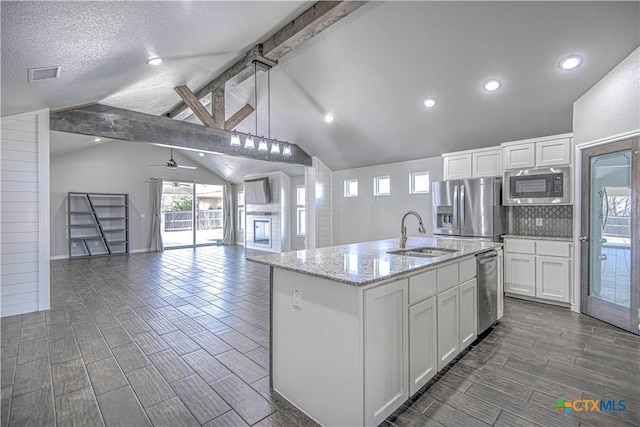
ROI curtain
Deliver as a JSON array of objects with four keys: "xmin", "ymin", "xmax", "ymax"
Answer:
[
  {"xmin": 150, "ymin": 178, "xmax": 164, "ymax": 252},
  {"xmin": 222, "ymin": 182, "xmax": 234, "ymax": 245}
]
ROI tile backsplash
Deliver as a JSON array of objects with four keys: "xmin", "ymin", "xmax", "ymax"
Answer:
[{"xmin": 511, "ymin": 205, "xmax": 573, "ymax": 238}]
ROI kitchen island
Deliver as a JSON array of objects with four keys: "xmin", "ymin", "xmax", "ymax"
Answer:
[{"xmin": 248, "ymin": 237, "xmax": 502, "ymax": 427}]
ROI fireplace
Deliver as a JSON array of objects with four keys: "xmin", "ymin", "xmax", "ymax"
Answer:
[{"xmin": 253, "ymin": 218, "xmax": 271, "ymax": 247}]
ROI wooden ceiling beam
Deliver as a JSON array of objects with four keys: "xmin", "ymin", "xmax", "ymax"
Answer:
[
  {"xmin": 50, "ymin": 103, "xmax": 312, "ymax": 166},
  {"xmin": 225, "ymin": 104, "xmax": 254, "ymax": 131},
  {"xmin": 174, "ymin": 85, "xmax": 216, "ymax": 127},
  {"xmin": 164, "ymin": 1, "xmax": 366, "ymax": 120}
]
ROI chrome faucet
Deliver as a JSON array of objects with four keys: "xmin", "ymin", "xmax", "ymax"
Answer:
[{"xmin": 400, "ymin": 211, "xmax": 426, "ymax": 249}]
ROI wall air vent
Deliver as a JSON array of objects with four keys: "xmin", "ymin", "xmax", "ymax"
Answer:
[{"xmin": 28, "ymin": 65, "xmax": 61, "ymax": 82}]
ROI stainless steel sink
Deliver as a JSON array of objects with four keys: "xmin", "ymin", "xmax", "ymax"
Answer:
[{"xmin": 387, "ymin": 247, "xmax": 458, "ymax": 258}]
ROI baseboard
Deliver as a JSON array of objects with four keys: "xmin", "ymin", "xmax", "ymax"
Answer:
[
  {"xmin": 50, "ymin": 255, "xmax": 68, "ymax": 260},
  {"xmin": 130, "ymin": 248, "xmax": 151, "ymax": 254}
]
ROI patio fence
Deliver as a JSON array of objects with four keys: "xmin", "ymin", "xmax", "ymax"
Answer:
[
  {"xmin": 164, "ymin": 210, "xmax": 223, "ymax": 231},
  {"xmin": 603, "ymin": 216, "xmax": 630, "ymax": 238}
]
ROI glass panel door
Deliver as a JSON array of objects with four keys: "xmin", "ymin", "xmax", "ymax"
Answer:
[
  {"xmin": 581, "ymin": 137, "xmax": 638, "ymax": 334},
  {"xmin": 195, "ymin": 184, "xmax": 223, "ymax": 246},
  {"xmin": 161, "ymin": 182, "xmax": 194, "ymax": 248}
]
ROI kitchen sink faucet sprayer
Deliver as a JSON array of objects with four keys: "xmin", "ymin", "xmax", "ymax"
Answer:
[{"xmin": 400, "ymin": 211, "xmax": 426, "ymax": 249}]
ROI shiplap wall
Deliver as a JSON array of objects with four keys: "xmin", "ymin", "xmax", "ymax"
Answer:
[
  {"xmin": 305, "ymin": 157, "xmax": 333, "ymax": 249},
  {"xmin": 1, "ymin": 109, "xmax": 50, "ymax": 317}
]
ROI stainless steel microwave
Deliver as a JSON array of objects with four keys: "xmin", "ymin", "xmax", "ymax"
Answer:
[{"xmin": 503, "ymin": 167, "xmax": 571, "ymax": 205}]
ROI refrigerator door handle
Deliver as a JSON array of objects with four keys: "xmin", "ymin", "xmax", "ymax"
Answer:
[
  {"xmin": 460, "ymin": 184, "xmax": 465, "ymax": 226},
  {"xmin": 453, "ymin": 185, "xmax": 459, "ymax": 229}
]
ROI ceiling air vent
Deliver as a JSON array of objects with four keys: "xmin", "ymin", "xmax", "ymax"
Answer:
[{"xmin": 28, "ymin": 65, "xmax": 61, "ymax": 82}]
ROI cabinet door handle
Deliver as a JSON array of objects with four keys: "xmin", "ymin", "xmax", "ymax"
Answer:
[{"xmin": 578, "ymin": 236, "xmax": 588, "ymax": 242}]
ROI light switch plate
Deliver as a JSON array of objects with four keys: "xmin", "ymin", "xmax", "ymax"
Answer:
[{"xmin": 535, "ymin": 218, "xmax": 543, "ymax": 227}]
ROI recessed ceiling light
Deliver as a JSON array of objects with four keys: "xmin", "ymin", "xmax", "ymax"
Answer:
[
  {"xmin": 93, "ymin": 137, "xmax": 102, "ymax": 142},
  {"xmin": 146, "ymin": 57, "xmax": 163, "ymax": 66},
  {"xmin": 198, "ymin": 152, "xmax": 205, "ymax": 157},
  {"xmin": 483, "ymin": 79, "xmax": 502, "ymax": 92},
  {"xmin": 559, "ymin": 55, "xmax": 582, "ymax": 71},
  {"xmin": 422, "ymin": 98, "xmax": 437, "ymax": 108},
  {"xmin": 324, "ymin": 113, "xmax": 335, "ymax": 123}
]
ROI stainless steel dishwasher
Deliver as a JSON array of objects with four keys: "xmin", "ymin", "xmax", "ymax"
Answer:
[{"xmin": 476, "ymin": 250, "xmax": 498, "ymax": 334}]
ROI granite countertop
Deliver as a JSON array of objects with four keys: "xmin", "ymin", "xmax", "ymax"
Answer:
[
  {"xmin": 247, "ymin": 237, "xmax": 502, "ymax": 286},
  {"xmin": 502, "ymin": 234, "xmax": 573, "ymax": 242}
]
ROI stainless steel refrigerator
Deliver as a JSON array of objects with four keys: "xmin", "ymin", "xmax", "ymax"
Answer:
[{"xmin": 432, "ymin": 178, "xmax": 507, "ymax": 241}]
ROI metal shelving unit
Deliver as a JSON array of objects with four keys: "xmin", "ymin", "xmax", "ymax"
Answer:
[{"xmin": 68, "ymin": 192, "xmax": 129, "ymax": 258}]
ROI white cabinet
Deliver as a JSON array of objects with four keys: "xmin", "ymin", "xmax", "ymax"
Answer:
[
  {"xmin": 459, "ymin": 279, "xmax": 477, "ymax": 350},
  {"xmin": 502, "ymin": 134, "xmax": 572, "ymax": 170},
  {"xmin": 504, "ymin": 253, "xmax": 536, "ymax": 296},
  {"xmin": 536, "ymin": 138, "xmax": 571, "ymax": 167},
  {"xmin": 436, "ymin": 286, "xmax": 459, "ymax": 370},
  {"xmin": 443, "ymin": 147, "xmax": 502, "ymax": 180},
  {"xmin": 536, "ymin": 256, "xmax": 571, "ymax": 302},
  {"xmin": 408, "ymin": 296, "xmax": 437, "ymax": 395},
  {"xmin": 443, "ymin": 153, "xmax": 472, "ymax": 180},
  {"xmin": 503, "ymin": 144, "xmax": 535, "ymax": 169},
  {"xmin": 504, "ymin": 238, "xmax": 571, "ymax": 304},
  {"xmin": 472, "ymin": 149, "xmax": 503, "ymax": 177},
  {"xmin": 364, "ymin": 279, "xmax": 408, "ymax": 427}
]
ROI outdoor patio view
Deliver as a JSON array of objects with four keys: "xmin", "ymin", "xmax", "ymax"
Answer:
[{"xmin": 161, "ymin": 182, "xmax": 224, "ymax": 248}]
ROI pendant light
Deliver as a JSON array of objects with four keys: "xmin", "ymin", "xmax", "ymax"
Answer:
[{"xmin": 228, "ymin": 58, "xmax": 294, "ymax": 157}]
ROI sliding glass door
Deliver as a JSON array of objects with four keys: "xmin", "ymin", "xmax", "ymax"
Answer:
[{"xmin": 161, "ymin": 181, "xmax": 224, "ymax": 248}]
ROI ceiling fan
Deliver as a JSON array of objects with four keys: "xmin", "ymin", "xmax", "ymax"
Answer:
[{"xmin": 148, "ymin": 148, "xmax": 197, "ymax": 170}]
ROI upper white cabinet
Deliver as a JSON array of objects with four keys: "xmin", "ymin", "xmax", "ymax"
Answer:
[
  {"xmin": 443, "ymin": 153, "xmax": 472, "ymax": 180},
  {"xmin": 443, "ymin": 146, "xmax": 502, "ymax": 180},
  {"xmin": 502, "ymin": 134, "xmax": 572, "ymax": 170},
  {"xmin": 472, "ymin": 149, "xmax": 503, "ymax": 177}
]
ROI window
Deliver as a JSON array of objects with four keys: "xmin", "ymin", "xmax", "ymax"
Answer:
[
  {"xmin": 410, "ymin": 171, "xmax": 430, "ymax": 194},
  {"xmin": 296, "ymin": 186, "xmax": 306, "ymax": 236},
  {"xmin": 237, "ymin": 191, "xmax": 245, "ymax": 231},
  {"xmin": 374, "ymin": 176, "xmax": 391, "ymax": 196},
  {"xmin": 344, "ymin": 179, "xmax": 358, "ymax": 198}
]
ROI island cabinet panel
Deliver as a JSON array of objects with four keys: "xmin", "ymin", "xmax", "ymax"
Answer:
[
  {"xmin": 364, "ymin": 279, "xmax": 409, "ymax": 427},
  {"xmin": 272, "ymin": 268, "xmax": 364, "ymax": 427},
  {"xmin": 436, "ymin": 286, "xmax": 459, "ymax": 370},
  {"xmin": 459, "ymin": 278, "xmax": 478, "ymax": 350},
  {"xmin": 408, "ymin": 296, "xmax": 437, "ymax": 395}
]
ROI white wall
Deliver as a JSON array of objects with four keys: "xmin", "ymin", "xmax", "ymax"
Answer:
[
  {"xmin": 290, "ymin": 175, "xmax": 305, "ymax": 250},
  {"xmin": 332, "ymin": 156, "xmax": 443, "ymax": 245},
  {"xmin": 573, "ymin": 48, "xmax": 640, "ymax": 144},
  {"xmin": 50, "ymin": 140, "xmax": 224, "ymax": 258},
  {"xmin": 1, "ymin": 109, "xmax": 50, "ymax": 317}
]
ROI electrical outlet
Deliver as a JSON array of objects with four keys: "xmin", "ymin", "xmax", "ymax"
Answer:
[
  {"xmin": 535, "ymin": 218, "xmax": 543, "ymax": 227},
  {"xmin": 140, "ymin": 213, "xmax": 146, "ymax": 218},
  {"xmin": 292, "ymin": 288, "xmax": 302, "ymax": 309}
]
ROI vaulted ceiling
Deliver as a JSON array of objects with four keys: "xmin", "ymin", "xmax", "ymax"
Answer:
[{"xmin": 2, "ymin": 1, "xmax": 639, "ymax": 183}]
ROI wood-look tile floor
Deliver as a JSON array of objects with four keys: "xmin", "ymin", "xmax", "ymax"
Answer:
[{"xmin": 1, "ymin": 246, "xmax": 638, "ymax": 426}]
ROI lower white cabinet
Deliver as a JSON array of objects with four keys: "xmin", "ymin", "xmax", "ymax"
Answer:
[
  {"xmin": 364, "ymin": 279, "xmax": 409, "ymax": 427},
  {"xmin": 504, "ymin": 238, "xmax": 571, "ymax": 304},
  {"xmin": 459, "ymin": 279, "xmax": 477, "ymax": 350},
  {"xmin": 536, "ymin": 256, "xmax": 570, "ymax": 302},
  {"xmin": 408, "ymin": 296, "xmax": 437, "ymax": 395},
  {"xmin": 504, "ymin": 253, "xmax": 536, "ymax": 296},
  {"xmin": 436, "ymin": 286, "xmax": 459, "ymax": 370}
]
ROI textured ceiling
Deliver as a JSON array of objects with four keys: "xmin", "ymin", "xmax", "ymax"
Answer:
[{"xmin": 3, "ymin": 1, "xmax": 639, "ymax": 182}]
